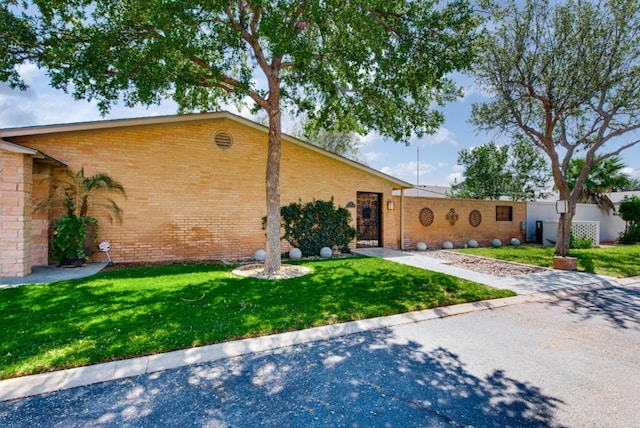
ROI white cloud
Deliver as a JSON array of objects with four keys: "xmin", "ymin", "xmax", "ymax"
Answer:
[
  {"xmin": 445, "ymin": 164, "xmax": 465, "ymax": 186},
  {"xmin": 419, "ymin": 127, "xmax": 458, "ymax": 146},
  {"xmin": 622, "ymin": 166, "xmax": 640, "ymax": 179},
  {"xmin": 361, "ymin": 151, "xmax": 386, "ymax": 163},
  {"xmin": 380, "ymin": 160, "xmax": 447, "ymax": 184},
  {"xmin": 358, "ymin": 131, "xmax": 385, "ymax": 148},
  {"xmin": 446, "ymin": 171, "xmax": 464, "ymax": 185},
  {"xmin": 359, "ymin": 126, "xmax": 459, "ymax": 149}
]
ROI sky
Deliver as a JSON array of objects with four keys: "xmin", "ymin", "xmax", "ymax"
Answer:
[{"xmin": 2, "ymin": 64, "xmax": 640, "ymax": 187}]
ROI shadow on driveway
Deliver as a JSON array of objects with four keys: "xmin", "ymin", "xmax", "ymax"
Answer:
[
  {"xmin": 0, "ymin": 328, "xmax": 564, "ymax": 427},
  {"xmin": 551, "ymin": 285, "xmax": 640, "ymax": 330}
]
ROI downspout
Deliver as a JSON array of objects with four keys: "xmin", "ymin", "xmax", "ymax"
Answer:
[{"xmin": 400, "ymin": 188, "xmax": 405, "ymax": 250}]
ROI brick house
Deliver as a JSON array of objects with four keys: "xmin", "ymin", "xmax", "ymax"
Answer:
[{"xmin": 0, "ymin": 112, "xmax": 412, "ymax": 277}]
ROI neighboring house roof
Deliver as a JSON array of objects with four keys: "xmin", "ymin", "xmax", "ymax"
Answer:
[
  {"xmin": 607, "ymin": 191, "xmax": 640, "ymax": 204},
  {"xmin": 538, "ymin": 190, "xmax": 640, "ymax": 204},
  {"xmin": 0, "ymin": 111, "xmax": 411, "ymax": 189},
  {"xmin": 393, "ymin": 185, "xmax": 451, "ymax": 198}
]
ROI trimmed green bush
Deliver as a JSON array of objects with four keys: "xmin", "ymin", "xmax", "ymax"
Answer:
[{"xmin": 279, "ymin": 198, "xmax": 357, "ymax": 256}]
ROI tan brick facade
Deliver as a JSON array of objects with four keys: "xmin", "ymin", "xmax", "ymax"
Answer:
[
  {"xmin": 0, "ymin": 152, "xmax": 32, "ymax": 276},
  {"xmin": 395, "ymin": 196, "xmax": 527, "ymax": 249},
  {"xmin": 1, "ymin": 113, "xmax": 407, "ymax": 275}
]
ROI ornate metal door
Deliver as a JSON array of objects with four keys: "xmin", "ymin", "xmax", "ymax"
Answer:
[{"xmin": 357, "ymin": 192, "xmax": 382, "ymax": 247}]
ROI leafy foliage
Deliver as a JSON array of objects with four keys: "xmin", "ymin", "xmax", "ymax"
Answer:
[
  {"xmin": 306, "ymin": 128, "xmax": 362, "ymax": 161},
  {"xmin": 617, "ymin": 195, "xmax": 640, "ymax": 244},
  {"xmin": 5, "ymin": 0, "xmax": 479, "ymax": 274},
  {"xmin": 279, "ymin": 198, "xmax": 357, "ymax": 256},
  {"xmin": 566, "ymin": 156, "xmax": 631, "ymax": 212},
  {"xmin": 0, "ymin": 4, "xmax": 37, "ymax": 90},
  {"xmin": 617, "ymin": 195, "xmax": 640, "ymax": 224},
  {"xmin": 449, "ymin": 140, "xmax": 549, "ymax": 201},
  {"xmin": 569, "ymin": 233, "xmax": 593, "ymax": 249},
  {"xmin": 36, "ymin": 167, "xmax": 127, "ymax": 223},
  {"xmin": 471, "ymin": 0, "xmax": 640, "ymax": 255},
  {"xmin": 619, "ymin": 224, "xmax": 640, "ymax": 245},
  {"xmin": 36, "ymin": 167, "xmax": 126, "ymax": 263},
  {"xmin": 50, "ymin": 214, "xmax": 90, "ymax": 262}
]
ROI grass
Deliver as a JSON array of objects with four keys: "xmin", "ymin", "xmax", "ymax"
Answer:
[
  {"xmin": 0, "ymin": 256, "xmax": 514, "ymax": 379},
  {"xmin": 455, "ymin": 244, "xmax": 640, "ymax": 278}
]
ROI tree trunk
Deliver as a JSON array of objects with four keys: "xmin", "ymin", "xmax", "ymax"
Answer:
[
  {"xmin": 264, "ymin": 109, "xmax": 282, "ymax": 274},
  {"xmin": 555, "ymin": 210, "xmax": 574, "ymax": 256}
]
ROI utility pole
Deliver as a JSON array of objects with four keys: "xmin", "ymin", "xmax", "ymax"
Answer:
[{"xmin": 417, "ymin": 146, "xmax": 420, "ymax": 185}]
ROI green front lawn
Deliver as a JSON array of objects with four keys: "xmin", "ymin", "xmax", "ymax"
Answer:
[
  {"xmin": 456, "ymin": 244, "xmax": 640, "ymax": 278},
  {"xmin": 0, "ymin": 256, "xmax": 514, "ymax": 379}
]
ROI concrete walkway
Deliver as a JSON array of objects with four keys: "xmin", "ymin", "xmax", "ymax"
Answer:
[
  {"xmin": 354, "ymin": 247, "xmax": 628, "ymax": 295},
  {"xmin": 1, "ymin": 249, "xmax": 638, "ymax": 405},
  {"xmin": 0, "ymin": 263, "xmax": 108, "ymax": 289}
]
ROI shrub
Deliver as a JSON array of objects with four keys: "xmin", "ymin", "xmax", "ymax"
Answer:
[
  {"xmin": 617, "ymin": 195, "xmax": 640, "ymax": 244},
  {"xmin": 278, "ymin": 198, "xmax": 357, "ymax": 256},
  {"xmin": 570, "ymin": 233, "xmax": 593, "ymax": 249},
  {"xmin": 617, "ymin": 195, "xmax": 640, "ymax": 224},
  {"xmin": 51, "ymin": 214, "xmax": 91, "ymax": 262},
  {"xmin": 619, "ymin": 223, "xmax": 640, "ymax": 244}
]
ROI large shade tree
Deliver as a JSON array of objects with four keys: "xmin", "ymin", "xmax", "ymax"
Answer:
[
  {"xmin": 471, "ymin": 0, "xmax": 640, "ymax": 256},
  {"xmin": 449, "ymin": 140, "xmax": 549, "ymax": 201},
  {"xmin": 3, "ymin": 0, "xmax": 478, "ymax": 273}
]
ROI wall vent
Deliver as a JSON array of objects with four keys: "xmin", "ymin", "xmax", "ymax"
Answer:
[{"xmin": 213, "ymin": 131, "xmax": 233, "ymax": 149}]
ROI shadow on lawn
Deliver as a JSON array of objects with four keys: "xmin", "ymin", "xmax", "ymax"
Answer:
[
  {"xmin": 0, "ymin": 328, "xmax": 564, "ymax": 427},
  {"xmin": 1, "ymin": 257, "xmax": 509, "ymax": 378}
]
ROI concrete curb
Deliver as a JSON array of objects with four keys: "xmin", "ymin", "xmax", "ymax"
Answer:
[{"xmin": 0, "ymin": 280, "xmax": 627, "ymax": 403}]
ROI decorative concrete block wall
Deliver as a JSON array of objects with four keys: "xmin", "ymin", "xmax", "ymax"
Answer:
[{"xmin": 541, "ymin": 221, "xmax": 600, "ymax": 247}]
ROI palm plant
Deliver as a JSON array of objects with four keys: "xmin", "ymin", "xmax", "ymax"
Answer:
[
  {"xmin": 567, "ymin": 156, "xmax": 631, "ymax": 212},
  {"xmin": 37, "ymin": 167, "xmax": 127, "ymax": 264},
  {"xmin": 42, "ymin": 167, "xmax": 127, "ymax": 222}
]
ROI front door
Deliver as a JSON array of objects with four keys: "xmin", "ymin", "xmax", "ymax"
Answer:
[{"xmin": 357, "ymin": 192, "xmax": 382, "ymax": 247}]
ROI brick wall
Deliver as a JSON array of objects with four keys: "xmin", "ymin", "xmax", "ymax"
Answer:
[
  {"xmin": 19, "ymin": 118, "xmax": 399, "ymax": 264},
  {"xmin": 395, "ymin": 195, "xmax": 527, "ymax": 249},
  {"xmin": 0, "ymin": 153, "xmax": 32, "ymax": 277}
]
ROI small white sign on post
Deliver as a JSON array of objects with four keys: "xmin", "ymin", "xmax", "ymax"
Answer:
[{"xmin": 556, "ymin": 200, "xmax": 569, "ymax": 214}]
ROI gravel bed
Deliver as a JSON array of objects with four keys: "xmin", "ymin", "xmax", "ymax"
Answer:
[{"xmin": 421, "ymin": 250, "xmax": 548, "ymax": 277}]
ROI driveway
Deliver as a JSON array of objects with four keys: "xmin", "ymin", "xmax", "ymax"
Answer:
[{"xmin": 1, "ymin": 283, "xmax": 638, "ymax": 427}]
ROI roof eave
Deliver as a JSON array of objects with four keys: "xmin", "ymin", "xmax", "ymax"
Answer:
[{"xmin": 1, "ymin": 111, "xmax": 412, "ymax": 189}]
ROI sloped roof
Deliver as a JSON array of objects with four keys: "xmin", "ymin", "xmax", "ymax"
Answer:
[
  {"xmin": 0, "ymin": 138, "xmax": 66, "ymax": 165},
  {"xmin": 0, "ymin": 111, "xmax": 411, "ymax": 189}
]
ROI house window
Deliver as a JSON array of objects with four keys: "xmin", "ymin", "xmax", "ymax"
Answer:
[{"xmin": 496, "ymin": 206, "xmax": 513, "ymax": 222}]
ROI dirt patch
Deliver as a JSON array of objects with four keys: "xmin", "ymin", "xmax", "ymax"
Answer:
[
  {"xmin": 421, "ymin": 250, "xmax": 547, "ymax": 277},
  {"xmin": 232, "ymin": 264, "xmax": 311, "ymax": 280}
]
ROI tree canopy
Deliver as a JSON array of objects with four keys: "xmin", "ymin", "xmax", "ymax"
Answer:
[
  {"xmin": 5, "ymin": 0, "xmax": 479, "ymax": 272},
  {"xmin": 471, "ymin": 0, "xmax": 640, "ymax": 255},
  {"xmin": 449, "ymin": 140, "xmax": 549, "ymax": 201}
]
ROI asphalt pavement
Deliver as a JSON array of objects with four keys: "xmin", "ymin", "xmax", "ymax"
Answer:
[{"xmin": 1, "ymin": 250, "xmax": 639, "ymax": 427}]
